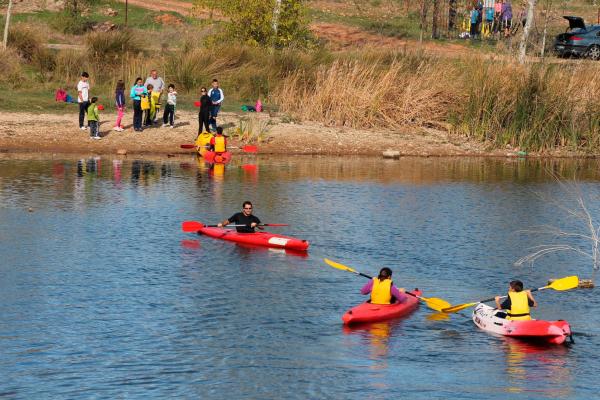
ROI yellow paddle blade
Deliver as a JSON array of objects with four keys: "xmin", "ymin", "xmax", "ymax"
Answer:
[
  {"xmin": 323, "ymin": 258, "xmax": 358, "ymax": 274},
  {"xmin": 547, "ymin": 276, "xmax": 579, "ymax": 291},
  {"xmin": 421, "ymin": 296, "xmax": 452, "ymax": 312},
  {"xmin": 441, "ymin": 302, "xmax": 478, "ymax": 314}
]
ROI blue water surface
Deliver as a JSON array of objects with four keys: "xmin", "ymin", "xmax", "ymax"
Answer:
[{"xmin": 0, "ymin": 154, "xmax": 598, "ymax": 399}]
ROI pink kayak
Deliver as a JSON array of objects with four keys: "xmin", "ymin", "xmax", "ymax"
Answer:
[
  {"xmin": 198, "ymin": 226, "xmax": 309, "ymax": 251},
  {"xmin": 472, "ymin": 303, "xmax": 572, "ymax": 345},
  {"xmin": 342, "ymin": 290, "xmax": 422, "ymax": 325}
]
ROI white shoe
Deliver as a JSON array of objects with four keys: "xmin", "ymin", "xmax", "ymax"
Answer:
[
  {"xmin": 113, "ymin": 126, "xmax": 120, "ymax": 131},
  {"xmin": 80, "ymin": 126, "xmax": 87, "ymax": 130},
  {"xmin": 169, "ymin": 125, "xmax": 174, "ymax": 128},
  {"xmin": 93, "ymin": 136, "xmax": 101, "ymax": 140},
  {"xmin": 162, "ymin": 123, "xmax": 168, "ymax": 128}
]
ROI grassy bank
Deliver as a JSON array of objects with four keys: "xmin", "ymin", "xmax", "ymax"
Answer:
[{"xmin": 3, "ymin": 3, "xmax": 600, "ymax": 153}]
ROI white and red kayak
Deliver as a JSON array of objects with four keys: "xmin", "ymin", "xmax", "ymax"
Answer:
[
  {"xmin": 472, "ymin": 303, "xmax": 572, "ymax": 345},
  {"xmin": 198, "ymin": 226, "xmax": 309, "ymax": 251}
]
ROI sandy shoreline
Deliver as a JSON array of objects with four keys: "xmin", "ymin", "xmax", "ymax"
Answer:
[{"xmin": 0, "ymin": 110, "xmax": 586, "ymax": 158}]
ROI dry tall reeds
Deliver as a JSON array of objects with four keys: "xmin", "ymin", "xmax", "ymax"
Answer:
[
  {"xmin": 273, "ymin": 54, "xmax": 459, "ymax": 129},
  {"xmin": 457, "ymin": 60, "xmax": 600, "ymax": 151},
  {"xmin": 0, "ymin": 48, "xmax": 24, "ymax": 87}
]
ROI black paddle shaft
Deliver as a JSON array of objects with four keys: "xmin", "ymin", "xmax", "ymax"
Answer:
[{"xmin": 480, "ymin": 286, "xmax": 545, "ymax": 304}]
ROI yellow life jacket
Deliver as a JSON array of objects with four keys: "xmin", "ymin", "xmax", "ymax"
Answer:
[
  {"xmin": 196, "ymin": 132, "xmax": 212, "ymax": 151},
  {"xmin": 214, "ymin": 135, "xmax": 226, "ymax": 153},
  {"xmin": 140, "ymin": 96, "xmax": 150, "ymax": 110},
  {"xmin": 507, "ymin": 291, "xmax": 531, "ymax": 321},
  {"xmin": 151, "ymin": 91, "xmax": 161, "ymax": 109},
  {"xmin": 370, "ymin": 278, "xmax": 392, "ymax": 305}
]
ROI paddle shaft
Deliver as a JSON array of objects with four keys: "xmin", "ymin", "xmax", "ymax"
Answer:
[
  {"xmin": 182, "ymin": 220, "xmax": 288, "ymax": 233},
  {"xmin": 205, "ymin": 223, "xmax": 287, "ymax": 228},
  {"xmin": 479, "ymin": 286, "xmax": 548, "ymax": 304}
]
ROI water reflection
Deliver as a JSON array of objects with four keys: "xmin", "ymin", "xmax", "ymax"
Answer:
[
  {"xmin": 1, "ymin": 154, "xmax": 599, "ymax": 399},
  {"xmin": 502, "ymin": 338, "xmax": 571, "ymax": 397},
  {"xmin": 342, "ymin": 319, "xmax": 410, "ymax": 361}
]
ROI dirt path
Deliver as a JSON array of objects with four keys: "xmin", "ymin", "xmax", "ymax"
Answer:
[
  {"xmin": 310, "ymin": 23, "xmax": 470, "ymax": 55},
  {"xmin": 115, "ymin": 0, "xmax": 192, "ymax": 14},
  {"xmin": 0, "ymin": 109, "xmax": 508, "ymax": 157}
]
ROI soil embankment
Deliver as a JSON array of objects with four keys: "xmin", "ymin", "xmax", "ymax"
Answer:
[{"xmin": 0, "ymin": 110, "xmax": 506, "ymax": 156}]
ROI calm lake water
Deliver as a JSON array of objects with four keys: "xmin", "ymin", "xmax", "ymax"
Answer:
[{"xmin": 0, "ymin": 154, "xmax": 599, "ymax": 399}]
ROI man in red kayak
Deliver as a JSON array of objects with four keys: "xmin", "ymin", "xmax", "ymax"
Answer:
[
  {"xmin": 361, "ymin": 267, "xmax": 407, "ymax": 304},
  {"xmin": 495, "ymin": 280, "xmax": 537, "ymax": 320},
  {"xmin": 218, "ymin": 201, "xmax": 262, "ymax": 233}
]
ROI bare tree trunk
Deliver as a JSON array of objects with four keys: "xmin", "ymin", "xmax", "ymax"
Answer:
[
  {"xmin": 540, "ymin": 0, "xmax": 553, "ymax": 59},
  {"xmin": 448, "ymin": 0, "xmax": 458, "ymax": 32},
  {"xmin": 432, "ymin": 0, "xmax": 440, "ymax": 39},
  {"xmin": 419, "ymin": 0, "xmax": 429, "ymax": 44},
  {"xmin": 3, "ymin": 0, "xmax": 13, "ymax": 50},
  {"xmin": 273, "ymin": 0, "xmax": 282, "ymax": 36},
  {"xmin": 519, "ymin": 0, "xmax": 536, "ymax": 64}
]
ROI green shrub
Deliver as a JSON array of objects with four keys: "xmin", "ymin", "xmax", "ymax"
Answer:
[
  {"xmin": 54, "ymin": 49, "xmax": 88, "ymax": 84},
  {"xmin": 50, "ymin": 11, "xmax": 94, "ymax": 35},
  {"xmin": 86, "ymin": 30, "xmax": 143, "ymax": 62},
  {"xmin": 7, "ymin": 23, "xmax": 44, "ymax": 61},
  {"xmin": 33, "ymin": 48, "xmax": 57, "ymax": 81}
]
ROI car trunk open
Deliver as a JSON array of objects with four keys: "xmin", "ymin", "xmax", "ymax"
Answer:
[{"xmin": 563, "ymin": 16, "xmax": 586, "ymax": 31}]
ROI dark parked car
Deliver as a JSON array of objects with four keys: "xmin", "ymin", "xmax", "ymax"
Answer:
[{"xmin": 554, "ymin": 16, "xmax": 600, "ymax": 60}]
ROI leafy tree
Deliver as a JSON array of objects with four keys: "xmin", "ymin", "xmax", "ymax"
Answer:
[{"xmin": 194, "ymin": 0, "xmax": 313, "ymax": 48}]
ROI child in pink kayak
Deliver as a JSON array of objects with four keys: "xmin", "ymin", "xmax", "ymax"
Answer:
[{"xmin": 361, "ymin": 267, "xmax": 407, "ymax": 305}]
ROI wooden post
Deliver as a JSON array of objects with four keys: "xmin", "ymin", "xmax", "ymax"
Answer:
[
  {"xmin": 125, "ymin": 0, "xmax": 128, "ymax": 26},
  {"xmin": 3, "ymin": 0, "xmax": 13, "ymax": 50}
]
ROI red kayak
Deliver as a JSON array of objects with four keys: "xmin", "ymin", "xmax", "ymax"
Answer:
[
  {"xmin": 203, "ymin": 151, "xmax": 232, "ymax": 164},
  {"xmin": 342, "ymin": 290, "xmax": 422, "ymax": 325},
  {"xmin": 198, "ymin": 226, "xmax": 309, "ymax": 251},
  {"xmin": 473, "ymin": 304, "xmax": 572, "ymax": 345}
]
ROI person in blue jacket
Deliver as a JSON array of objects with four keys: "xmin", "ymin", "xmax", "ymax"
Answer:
[
  {"xmin": 130, "ymin": 77, "xmax": 148, "ymax": 132},
  {"xmin": 207, "ymin": 79, "xmax": 224, "ymax": 131}
]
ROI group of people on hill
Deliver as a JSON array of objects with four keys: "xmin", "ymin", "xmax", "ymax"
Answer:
[
  {"xmin": 75, "ymin": 70, "xmax": 225, "ymax": 139},
  {"xmin": 467, "ymin": 0, "xmax": 519, "ymax": 39}
]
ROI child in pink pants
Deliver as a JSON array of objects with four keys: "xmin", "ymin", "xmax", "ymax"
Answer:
[{"xmin": 114, "ymin": 80, "xmax": 126, "ymax": 131}]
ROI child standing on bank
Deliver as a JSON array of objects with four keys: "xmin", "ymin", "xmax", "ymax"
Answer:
[
  {"xmin": 162, "ymin": 84, "xmax": 177, "ymax": 128},
  {"xmin": 77, "ymin": 72, "xmax": 90, "ymax": 130},
  {"xmin": 144, "ymin": 84, "xmax": 154, "ymax": 127},
  {"xmin": 114, "ymin": 80, "xmax": 126, "ymax": 132},
  {"xmin": 87, "ymin": 97, "xmax": 101, "ymax": 140}
]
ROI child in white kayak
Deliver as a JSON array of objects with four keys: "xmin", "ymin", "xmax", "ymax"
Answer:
[
  {"xmin": 361, "ymin": 267, "xmax": 407, "ymax": 305},
  {"xmin": 495, "ymin": 280, "xmax": 537, "ymax": 320}
]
